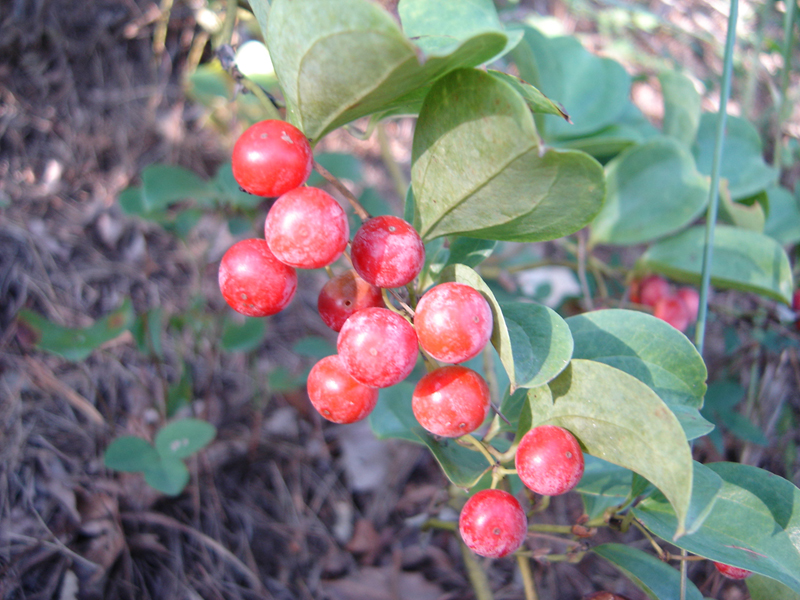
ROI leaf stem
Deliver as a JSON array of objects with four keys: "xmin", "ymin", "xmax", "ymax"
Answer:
[
  {"xmin": 313, "ymin": 160, "xmax": 371, "ymax": 220},
  {"xmin": 218, "ymin": 0, "xmax": 239, "ymax": 49},
  {"xmin": 460, "ymin": 434, "xmax": 497, "ymax": 467}
]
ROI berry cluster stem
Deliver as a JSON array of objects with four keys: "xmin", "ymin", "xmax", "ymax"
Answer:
[{"xmin": 313, "ymin": 160, "xmax": 371, "ymax": 220}]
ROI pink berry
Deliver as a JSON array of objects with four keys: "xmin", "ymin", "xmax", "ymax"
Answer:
[
  {"xmin": 638, "ymin": 275, "xmax": 672, "ymax": 307},
  {"xmin": 265, "ymin": 187, "xmax": 349, "ymax": 269},
  {"xmin": 318, "ymin": 269, "xmax": 384, "ymax": 332},
  {"xmin": 307, "ymin": 355, "xmax": 379, "ymax": 424},
  {"xmin": 515, "ymin": 425, "xmax": 584, "ymax": 496},
  {"xmin": 459, "ymin": 489, "xmax": 528, "ymax": 558},
  {"xmin": 676, "ymin": 287, "xmax": 700, "ymax": 322},
  {"xmin": 713, "ymin": 561, "xmax": 752, "ymax": 580},
  {"xmin": 412, "ymin": 366, "xmax": 490, "ymax": 437},
  {"xmin": 337, "ymin": 307, "xmax": 418, "ymax": 388},
  {"xmin": 218, "ymin": 239, "xmax": 297, "ymax": 317},
  {"xmin": 350, "ymin": 216, "xmax": 425, "ymax": 288},
  {"xmin": 414, "ymin": 282, "xmax": 493, "ymax": 364},
  {"xmin": 653, "ymin": 295, "xmax": 691, "ymax": 332}
]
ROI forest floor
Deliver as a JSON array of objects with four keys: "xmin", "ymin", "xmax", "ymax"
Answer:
[{"xmin": 1, "ymin": 0, "xmax": 798, "ymax": 599}]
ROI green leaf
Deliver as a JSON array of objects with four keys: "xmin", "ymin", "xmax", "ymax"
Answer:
[
  {"xmin": 575, "ymin": 455, "xmax": 633, "ymax": 498},
  {"xmin": 594, "ymin": 544, "xmax": 704, "ymax": 600},
  {"xmin": 590, "ymin": 137, "xmax": 709, "ymax": 246},
  {"xmin": 638, "ymin": 225, "xmax": 794, "ymax": 304},
  {"xmin": 498, "ymin": 302, "xmax": 573, "ymax": 389},
  {"xmin": 221, "ymin": 315, "xmax": 267, "ymax": 353},
  {"xmin": 370, "ymin": 383, "xmax": 489, "ymax": 487},
  {"xmin": 411, "ymin": 68, "xmax": 604, "ymax": 242},
  {"xmin": 634, "ymin": 462, "xmax": 800, "ymax": 593},
  {"xmin": 669, "ymin": 405, "xmax": 715, "ymax": 441},
  {"xmin": 141, "ymin": 165, "xmax": 208, "ymax": 213},
  {"xmin": 118, "ymin": 186, "xmax": 147, "ymax": 216},
  {"xmin": 567, "ymin": 309, "xmax": 707, "ymax": 408},
  {"xmin": 718, "ymin": 180, "xmax": 766, "ymax": 232},
  {"xmin": 748, "ymin": 575, "xmax": 800, "ymax": 600},
  {"xmin": 487, "ymin": 70, "xmax": 569, "ymax": 120},
  {"xmin": 155, "ymin": 418, "xmax": 216, "ymax": 460},
  {"xmin": 660, "ymin": 70, "xmax": 701, "ymax": 146},
  {"xmin": 694, "ymin": 113, "xmax": 777, "ymax": 200},
  {"xmin": 445, "ymin": 237, "xmax": 497, "ymax": 269},
  {"xmin": 211, "ymin": 162, "xmax": 262, "ymax": 209},
  {"xmin": 534, "ymin": 359, "xmax": 693, "ymax": 535},
  {"xmin": 104, "ymin": 436, "xmax": 161, "ymax": 473},
  {"xmin": 292, "ymin": 336, "xmax": 336, "ymax": 358},
  {"xmin": 143, "ymin": 456, "xmax": 190, "ymax": 496},
  {"xmin": 510, "ymin": 26, "xmax": 631, "ymax": 140},
  {"xmin": 166, "ymin": 362, "xmax": 192, "ymax": 418},
  {"xmin": 17, "ymin": 299, "xmax": 135, "ymax": 362},
  {"xmin": 683, "ymin": 461, "xmax": 724, "ymax": 536},
  {"xmin": 266, "ymin": 0, "xmax": 513, "ymax": 140},
  {"xmin": 307, "ymin": 152, "xmax": 363, "ymax": 187},
  {"xmin": 764, "ymin": 185, "xmax": 800, "ymax": 245}
]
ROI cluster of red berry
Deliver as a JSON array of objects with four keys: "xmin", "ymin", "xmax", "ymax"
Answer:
[
  {"xmin": 219, "ymin": 119, "xmax": 587, "ymax": 559},
  {"xmin": 630, "ymin": 275, "xmax": 700, "ymax": 333}
]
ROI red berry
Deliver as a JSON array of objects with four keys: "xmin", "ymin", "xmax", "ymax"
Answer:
[
  {"xmin": 412, "ymin": 366, "xmax": 490, "ymax": 437},
  {"xmin": 307, "ymin": 355, "xmax": 379, "ymax": 424},
  {"xmin": 218, "ymin": 239, "xmax": 297, "ymax": 317},
  {"xmin": 459, "ymin": 489, "xmax": 528, "ymax": 558},
  {"xmin": 639, "ymin": 275, "xmax": 672, "ymax": 307},
  {"xmin": 337, "ymin": 307, "xmax": 418, "ymax": 388},
  {"xmin": 351, "ymin": 216, "xmax": 425, "ymax": 288},
  {"xmin": 713, "ymin": 561, "xmax": 752, "ymax": 580},
  {"xmin": 318, "ymin": 269, "xmax": 384, "ymax": 332},
  {"xmin": 232, "ymin": 119, "xmax": 312, "ymax": 197},
  {"xmin": 414, "ymin": 282, "xmax": 493, "ymax": 364},
  {"xmin": 676, "ymin": 287, "xmax": 700, "ymax": 322},
  {"xmin": 653, "ymin": 295, "xmax": 691, "ymax": 332},
  {"xmin": 515, "ymin": 425, "xmax": 584, "ymax": 496},
  {"xmin": 265, "ymin": 187, "xmax": 349, "ymax": 269}
]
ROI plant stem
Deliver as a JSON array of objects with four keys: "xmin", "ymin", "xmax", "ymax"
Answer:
[
  {"xmin": 517, "ymin": 555, "xmax": 539, "ymax": 600},
  {"xmin": 460, "ymin": 538, "xmax": 495, "ymax": 600},
  {"xmin": 460, "ymin": 434, "xmax": 498, "ymax": 467},
  {"xmin": 240, "ymin": 78, "xmax": 282, "ymax": 120},
  {"xmin": 219, "ymin": 0, "xmax": 239, "ymax": 49},
  {"xmin": 313, "ymin": 160, "xmax": 371, "ymax": 220},
  {"xmin": 774, "ymin": 0, "xmax": 797, "ymax": 170}
]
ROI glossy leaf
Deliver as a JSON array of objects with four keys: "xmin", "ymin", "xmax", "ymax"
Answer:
[
  {"xmin": 487, "ymin": 70, "xmax": 569, "ymax": 120},
  {"xmin": 143, "ymin": 456, "xmax": 190, "ymax": 497},
  {"xmin": 567, "ymin": 309, "xmax": 707, "ymax": 408},
  {"xmin": 660, "ymin": 70, "xmax": 701, "ymax": 146},
  {"xmin": 534, "ymin": 359, "xmax": 693, "ymax": 534},
  {"xmin": 638, "ymin": 225, "xmax": 794, "ymax": 304},
  {"xmin": 634, "ymin": 462, "xmax": 800, "ymax": 592},
  {"xmin": 575, "ymin": 455, "xmax": 633, "ymax": 498},
  {"xmin": 104, "ymin": 436, "xmax": 161, "ymax": 473},
  {"xmin": 17, "ymin": 299, "xmax": 135, "ymax": 362},
  {"xmin": 412, "ymin": 68, "xmax": 604, "ymax": 242},
  {"xmin": 155, "ymin": 419, "xmax": 217, "ymax": 460},
  {"xmin": 498, "ymin": 301, "xmax": 573, "ymax": 389},
  {"xmin": 221, "ymin": 315, "xmax": 267, "ymax": 353},
  {"xmin": 694, "ymin": 113, "xmax": 777, "ymax": 200},
  {"xmin": 594, "ymin": 544, "xmax": 704, "ymax": 600},
  {"xmin": 764, "ymin": 185, "xmax": 800, "ymax": 246},
  {"xmin": 682, "ymin": 461, "xmax": 724, "ymax": 535},
  {"xmin": 590, "ymin": 137, "xmax": 708, "ymax": 246},
  {"xmin": 510, "ymin": 26, "xmax": 631, "ymax": 140},
  {"xmin": 264, "ymin": 0, "xmax": 513, "ymax": 139},
  {"xmin": 748, "ymin": 575, "xmax": 800, "ymax": 600}
]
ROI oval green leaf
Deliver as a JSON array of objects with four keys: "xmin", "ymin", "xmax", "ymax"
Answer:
[
  {"xmin": 155, "ymin": 418, "xmax": 217, "ymax": 460},
  {"xmin": 104, "ymin": 436, "xmax": 161, "ymax": 473},
  {"xmin": 634, "ymin": 462, "xmax": 800, "ymax": 593},
  {"xmin": 748, "ymin": 575, "xmax": 800, "ymax": 600},
  {"xmin": 143, "ymin": 456, "xmax": 190, "ymax": 497},
  {"xmin": 498, "ymin": 302, "xmax": 573, "ymax": 389},
  {"xmin": 221, "ymin": 315, "xmax": 267, "ymax": 353},
  {"xmin": 660, "ymin": 70, "xmax": 701, "ymax": 146},
  {"xmin": 638, "ymin": 225, "xmax": 794, "ymax": 304},
  {"xmin": 567, "ymin": 309, "xmax": 707, "ymax": 408},
  {"xmin": 764, "ymin": 185, "xmax": 800, "ymax": 246},
  {"xmin": 412, "ymin": 68, "xmax": 604, "ymax": 242},
  {"xmin": 533, "ymin": 359, "xmax": 693, "ymax": 535},
  {"xmin": 590, "ymin": 137, "xmax": 709, "ymax": 246},
  {"xmin": 594, "ymin": 544, "xmax": 704, "ymax": 600}
]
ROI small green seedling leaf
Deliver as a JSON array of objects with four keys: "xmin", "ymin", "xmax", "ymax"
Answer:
[
  {"xmin": 155, "ymin": 418, "xmax": 216, "ymax": 460},
  {"xmin": 535, "ymin": 359, "xmax": 694, "ymax": 536},
  {"xmin": 638, "ymin": 225, "xmax": 794, "ymax": 304},
  {"xmin": 143, "ymin": 456, "xmax": 190, "ymax": 497},
  {"xmin": 590, "ymin": 137, "xmax": 709, "ymax": 246},
  {"xmin": 221, "ymin": 315, "xmax": 267, "ymax": 353},
  {"xmin": 594, "ymin": 544, "xmax": 704, "ymax": 600},
  {"xmin": 634, "ymin": 462, "xmax": 800, "ymax": 593},
  {"xmin": 17, "ymin": 299, "xmax": 135, "ymax": 362},
  {"xmin": 412, "ymin": 68, "xmax": 604, "ymax": 243},
  {"xmin": 660, "ymin": 70, "xmax": 701, "ymax": 146},
  {"xmin": 104, "ymin": 436, "xmax": 161, "ymax": 473}
]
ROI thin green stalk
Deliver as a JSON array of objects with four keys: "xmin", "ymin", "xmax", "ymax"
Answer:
[
  {"xmin": 218, "ymin": 0, "xmax": 239, "ymax": 49},
  {"xmin": 774, "ymin": 0, "xmax": 797, "ymax": 169},
  {"xmin": 459, "ymin": 538, "xmax": 494, "ymax": 600},
  {"xmin": 517, "ymin": 555, "xmax": 539, "ymax": 600}
]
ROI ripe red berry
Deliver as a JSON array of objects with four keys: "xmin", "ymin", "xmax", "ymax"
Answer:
[
  {"xmin": 713, "ymin": 561, "xmax": 752, "ymax": 580},
  {"xmin": 414, "ymin": 282, "xmax": 493, "ymax": 364},
  {"xmin": 412, "ymin": 366, "xmax": 490, "ymax": 437},
  {"xmin": 265, "ymin": 187, "xmax": 349, "ymax": 269},
  {"xmin": 318, "ymin": 269, "xmax": 384, "ymax": 332},
  {"xmin": 459, "ymin": 489, "xmax": 528, "ymax": 558},
  {"xmin": 337, "ymin": 307, "xmax": 418, "ymax": 388},
  {"xmin": 653, "ymin": 295, "xmax": 691, "ymax": 332},
  {"xmin": 515, "ymin": 425, "xmax": 584, "ymax": 496},
  {"xmin": 218, "ymin": 239, "xmax": 297, "ymax": 317},
  {"xmin": 350, "ymin": 216, "xmax": 425, "ymax": 288},
  {"xmin": 307, "ymin": 355, "xmax": 379, "ymax": 424},
  {"xmin": 676, "ymin": 287, "xmax": 700, "ymax": 322},
  {"xmin": 232, "ymin": 119, "xmax": 312, "ymax": 197},
  {"xmin": 638, "ymin": 275, "xmax": 672, "ymax": 307}
]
